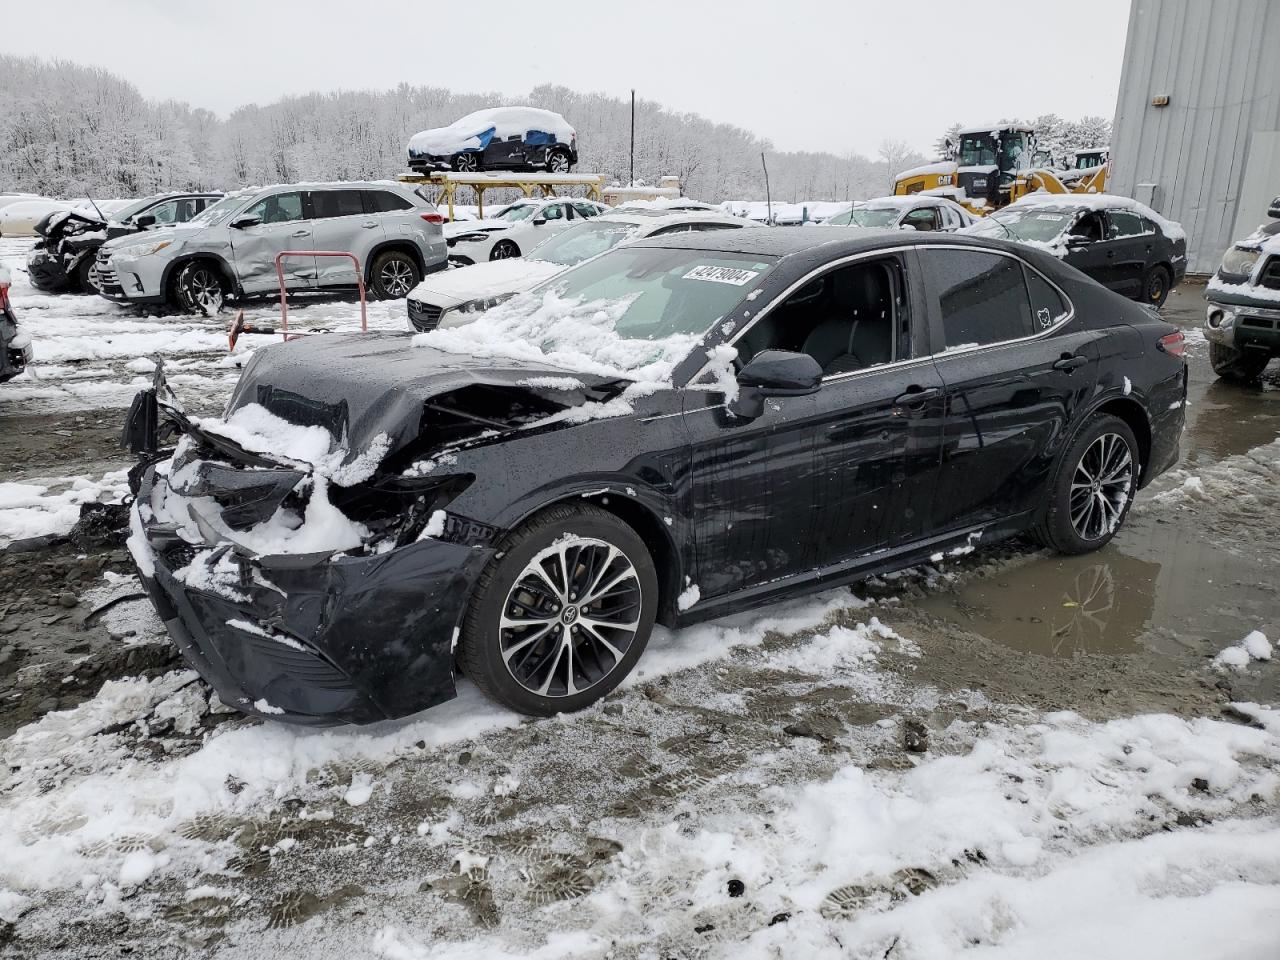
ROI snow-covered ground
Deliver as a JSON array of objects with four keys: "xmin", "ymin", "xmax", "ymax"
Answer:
[{"xmin": 1, "ymin": 241, "xmax": 1277, "ymax": 956}]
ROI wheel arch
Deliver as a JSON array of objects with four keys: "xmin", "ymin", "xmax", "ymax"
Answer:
[
  {"xmin": 365, "ymin": 240, "xmax": 425, "ymax": 282},
  {"xmin": 161, "ymin": 253, "xmax": 239, "ymax": 302},
  {"xmin": 1086, "ymin": 394, "xmax": 1153, "ymax": 485},
  {"xmin": 506, "ymin": 488, "xmax": 684, "ymax": 628}
]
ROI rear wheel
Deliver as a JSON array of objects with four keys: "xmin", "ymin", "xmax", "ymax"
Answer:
[
  {"xmin": 546, "ymin": 148, "xmax": 572, "ymax": 173},
  {"xmin": 1034, "ymin": 414, "xmax": 1139, "ymax": 555},
  {"xmin": 1209, "ymin": 341, "xmax": 1271, "ymax": 382},
  {"xmin": 1141, "ymin": 264, "xmax": 1172, "ymax": 308},
  {"xmin": 489, "ymin": 239, "xmax": 520, "ymax": 261},
  {"xmin": 174, "ymin": 260, "xmax": 227, "ymax": 316},
  {"xmin": 369, "ymin": 249, "xmax": 421, "ymax": 300},
  {"xmin": 452, "ymin": 153, "xmax": 480, "ymax": 172},
  {"xmin": 458, "ymin": 504, "xmax": 658, "ymax": 716}
]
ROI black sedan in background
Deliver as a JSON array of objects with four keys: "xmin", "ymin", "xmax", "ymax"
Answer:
[
  {"xmin": 123, "ymin": 228, "xmax": 1187, "ymax": 725},
  {"xmin": 964, "ymin": 194, "xmax": 1187, "ymax": 307}
]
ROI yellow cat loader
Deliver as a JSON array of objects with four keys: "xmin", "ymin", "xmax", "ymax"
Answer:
[{"xmin": 894, "ymin": 125, "xmax": 1108, "ymax": 217}]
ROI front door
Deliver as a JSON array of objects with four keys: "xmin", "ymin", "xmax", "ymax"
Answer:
[
  {"xmin": 1103, "ymin": 210, "xmax": 1155, "ymax": 298},
  {"xmin": 230, "ymin": 191, "xmax": 313, "ymax": 294},
  {"xmin": 685, "ymin": 253, "xmax": 945, "ymax": 602},
  {"xmin": 1063, "ymin": 210, "xmax": 1127, "ymax": 293},
  {"xmin": 920, "ymin": 247, "xmax": 1101, "ymax": 535}
]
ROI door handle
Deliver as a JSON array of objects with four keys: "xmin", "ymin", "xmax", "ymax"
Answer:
[
  {"xmin": 1053, "ymin": 354, "xmax": 1088, "ymax": 371},
  {"xmin": 893, "ymin": 386, "xmax": 940, "ymax": 407},
  {"xmin": 291, "ymin": 229, "xmax": 309, "ymax": 237},
  {"xmin": 1106, "ymin": 250, "xmax": 1115, "ymax": 258},
  {"xmin": 360, "ymin": 222, "xmax": 377, "ymax": 229}
]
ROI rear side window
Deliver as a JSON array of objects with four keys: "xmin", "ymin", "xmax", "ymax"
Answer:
[
  {"xmin": 925, "ymin": 249, "xmax": 1034, "ymax": 348},
  {"xmin": 1108, "ymin": 211, "xmax": 1149, "ymax": 239},
  {"xmin": 1024, "ymin": 268, "xmax": 1069, "ymax": 330},
  {"xmin": 364, "ymin": 190, "xmax": 413, "ymax": 213},
  {"xmin": 311, "ymin": 190, "xmax": 364, "ymax": 219},
  {"xmin": 571, "ymin": 201, "xmax": 601, "ymax": 219}
]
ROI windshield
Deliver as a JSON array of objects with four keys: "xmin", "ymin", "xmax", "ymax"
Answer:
[
  {"xmin": 958, "ymin": 134, "xmax": 997, "ymax": 168},
  {"xmin": 530, "ymin": 220, "xmax": 643, "ymax": 266},
  {"xmin": 493, "ymin": 203, "xmax": 540, "ymax": 223},
  {"xmin": 189, "ymin": 194, "xmax": 249, "ymax": 227},
  {"xmin": 846, "ymin": 208, "xmax": 901, "ymax": 228},
  {"xmin": 968, "ymin": 208, "xmax": 1071, "ymax": 242},
  {"xmin": 420, "ymin": 246, "xmax": 777, "ymax": 380}
]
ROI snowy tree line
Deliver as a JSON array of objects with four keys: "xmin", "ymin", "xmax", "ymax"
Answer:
[
  {"xmin": 933, "ymin": 115, "xmax": 1113, "ymax": 167},
  {"xmin": 0, "ymin": 55, "xmax": 928, "ymax": 204}
]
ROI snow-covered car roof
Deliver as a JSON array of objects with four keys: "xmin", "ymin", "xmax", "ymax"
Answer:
[
  {"xmin": 408, "ymin": 107, "xmax": 574, "ymax": 157},
  {"xmin": 1005, "ymin": 192, "xmax": 1185, "ymax": 240},
  {"xmin": 957, "ymin": 122, "xmax": 1035, "ymax": 136}
]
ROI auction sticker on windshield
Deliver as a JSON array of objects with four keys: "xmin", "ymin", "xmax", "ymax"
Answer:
[
  {"xmin": 683, "ymin": 265, "xmax": 760, "ymax": 285},
  {"xmin": 1036, "ymin": 214, "xmax": 1067, "ymax": 221}
]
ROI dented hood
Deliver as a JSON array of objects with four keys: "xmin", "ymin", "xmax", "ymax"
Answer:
[{"xmin": 225, "ymin": 331, "xmax": 624, "ymax": 461}]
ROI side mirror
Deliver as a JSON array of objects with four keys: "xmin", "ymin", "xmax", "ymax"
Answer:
[
  {"xmin": 230, "ymin": 215, "xmax": 261, "ymax": 229},
  {"xmin": 728, "ymin": 349, "xmax": 823, "ymax": 419},
  {"xmin": 1268, "ymin": 196, "xmax": 1280, "ymax": 219},
  {"xmin": 134, "ymin": 214, "xmax": 157, "ymax": 228},
  {"xmin": 532, "ymin": 217, "xmax": 547, "ymax": 226},
  {"xmin": 1066, "ymin": 233, "xmax": 1091, "ymax": 247}
]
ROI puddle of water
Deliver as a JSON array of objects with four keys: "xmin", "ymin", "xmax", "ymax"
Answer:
[{"xmin": 914, "ymin": 514, "xmax": 1275, "ymax": 659}]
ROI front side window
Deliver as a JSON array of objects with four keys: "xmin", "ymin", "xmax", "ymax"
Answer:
[
  {"xmin": 145, "ymin": 199, "xmax": 180, "ymax": 224},
  {"xmin": 926, "ymin": 249, "xmax": 1034, "ymax": 349},
  {"xmin": 571, "ymin": 201, "xmax": 601, "ymax": 219},
  {"xmin": 540, "ymin": 203, "xmax": 566, "ymax": 221},
  {"xmin": 245, "ymin": 192, "xmax": 305, "ymax": 224},
  {"xmin": 311, "ymin": 190, "xmax": 364, "ymax": 219},
  {"xmin": 735, "ymin": 259, "xmax": 905, "ymax": 376},
  {"xmin": 902, "ymin": 208, "xmax": 939, "ymax": 231}
]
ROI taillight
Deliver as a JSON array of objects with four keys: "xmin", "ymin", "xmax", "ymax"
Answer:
[
  {"xmin": 0, "ymin": 282, "xmax": 9, "ymax": 311},
  {"xmin": 1158, "ymin": 331, "xmax": 1185, "ymax": 357},
  {"xmin": 421, "ymin": 213, "xmax": 444, "ymax": 225}
]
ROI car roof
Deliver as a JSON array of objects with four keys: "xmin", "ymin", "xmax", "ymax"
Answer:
[{"xmin": 629, "ymin": 225, "xmax": 1009, "ymax": 259}]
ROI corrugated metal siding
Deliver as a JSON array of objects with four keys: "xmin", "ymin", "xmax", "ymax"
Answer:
[{"xmin": 1110, "ymin": 0, "xmax": 1280, "ymax": 274}]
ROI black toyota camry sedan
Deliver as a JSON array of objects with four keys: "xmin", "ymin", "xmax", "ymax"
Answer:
[{"xmin": 123, "ymin": 228, "xmax": 1187, "ymax": 725}]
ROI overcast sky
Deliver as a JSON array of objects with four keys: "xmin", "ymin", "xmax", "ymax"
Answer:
[{"xmin": 2, "ymin": 0, "xmax": 1131, "ymax": 156}]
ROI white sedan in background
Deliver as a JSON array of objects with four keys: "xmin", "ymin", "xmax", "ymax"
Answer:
[
  {"xmin": 823, "ymin": 195, "xmax": 975, "ymax": 232},
  {"xmin": 409, "ymin": 208, "xmax": 745, "ymax": 331},
  {"xmin": 444, "ymin": 197, "xmax": 611, "ymax": 264}
]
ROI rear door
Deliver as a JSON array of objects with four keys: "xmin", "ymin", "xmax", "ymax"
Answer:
[
  {"xmin": 922, "ymin": 247, "xmax": 1100, "ymax": 535},
  {"xmin": 1104, "ymin": 210, "xmax": 1154, "ymax": 297},
  {"xmin": 309, "ymin": 188, "xmax": 373, "ymax": 287},
  {"xmin": 230, "ymin": 190, "xmax": 314, "ymax": 293}
]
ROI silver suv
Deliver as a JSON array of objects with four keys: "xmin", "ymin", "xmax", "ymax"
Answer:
[{"xmin": 96, "ymin": 182, "xmax": 447, "ymax": 313}]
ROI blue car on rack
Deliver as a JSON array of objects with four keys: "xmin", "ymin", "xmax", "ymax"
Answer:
[{"xmin": 407, "ymin": 107, "xmax": 578, "ymax": 175}]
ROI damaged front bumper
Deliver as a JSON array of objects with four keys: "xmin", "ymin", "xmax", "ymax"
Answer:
[{"xmin": 124, "ymin": 371, "xmax": 495, "ymax": 726}]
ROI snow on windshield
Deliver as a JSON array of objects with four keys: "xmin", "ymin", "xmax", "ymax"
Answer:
[
  {"xmin": 530, "ymin": 220, "xmax": 643, "ymax": 266},
  {"xmin": 415, "ymin": 246, "xmax": 775, "ymax": 384}
]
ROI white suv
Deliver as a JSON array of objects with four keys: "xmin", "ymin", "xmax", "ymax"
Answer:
[{"xmin": 96, "ymin": 182, "xmax": 447, "ymax": 313}]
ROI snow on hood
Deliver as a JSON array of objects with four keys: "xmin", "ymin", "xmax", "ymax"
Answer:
[
  {"xmin": 442, "ymin": 218, "xmax": 513, "ymax": 240},
  {"xmin": 408, "ymin": 107, "xmax": 573, "ymax": 156},
  {"xmin": 407, "ymin": 257, "xmax": 563, "ymax": 307},
  {"xmin": 1007, "ymin": 191, "xmax": 1187, "ymax": 242}
]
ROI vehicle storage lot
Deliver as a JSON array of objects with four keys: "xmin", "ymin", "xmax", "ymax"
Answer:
[{"xmin": 1, "ymin": 236, "xmax": 1278, "ymax": 957}]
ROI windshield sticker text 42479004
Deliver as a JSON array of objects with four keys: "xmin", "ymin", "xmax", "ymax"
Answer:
[{"xmin": 683, "ymin": 265, "xmax": 760, "ymax": 286}]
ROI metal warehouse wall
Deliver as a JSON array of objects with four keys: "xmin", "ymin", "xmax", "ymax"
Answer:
[{"xmin": 1110, "ymin": 0, "xmax": 1280, "ymax": 274}]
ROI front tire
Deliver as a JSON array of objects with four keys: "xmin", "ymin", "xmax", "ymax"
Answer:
[
  {"xmin": 546, "ymin": 148, "xmax": 572, "ymax": 173},
  {"xmin": 489, "ymin": 239, "xmax": 520, "ymax": 261},
  {"xmin": 74, "ymin": 256, "xmax": 97, "ymax": 294},
  {"xmin": 458, "ymin": 504, "xmax": 658, "ymax": 716},
  {"xmin": 369, "ymin": 249, "xmax": 421, "ymax": 300},
  {"xmin": 1034, "ymin": 414, "xmax": 1139, "ymax": 555},
  {"xmin": 174, "ymin": 260, "xmax": 227, "ymax": 316},
  {"xmin": 1209, "ymin": 341, "xmax": 1271, "ymax": 382}
]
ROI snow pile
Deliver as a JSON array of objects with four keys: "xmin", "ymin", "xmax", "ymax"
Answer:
[
  {"xmin": 1214, "ymin": 630, "xmax": 1272, "ymax": 671},
  {"xmin": 416, "ymin": 289, "xmax": 701, "ymax": 384},
  {"xmin": 408, "ymin": 107, "xmax": 573, "ymax": 157},
  {"xmin": 0, "ymin": 469, "xmax": 130, "ymax": 545},
  {"xmin": 196, "ymin": 404, "xmax": 391, "ymax": 487}
]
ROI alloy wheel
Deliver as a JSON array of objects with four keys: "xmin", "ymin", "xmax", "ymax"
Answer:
[
  {"xmin": 379, "ymin": 258, "xmax": 415, "ymax": 297},
  {"xmin": 457, "ymin": 154, "xmax": 478, "ymax": 172},
  {"xmin": 187, "ymin": 268, "xmax": 223, "ymax": 315},
  {"xmin": 499, "ymin": 536, "xmax": 642, "ymax": 698},
  {"xmin": 491, "ymin": 241, "xmax": 516, "ymax": 260},
  {"xmin": 1069, "ymin": 432, "xmax": 1134, "ymax": 541},
  {"xmin": 547, "ymin": 150, "xmax": 570, "ymax": 173}
]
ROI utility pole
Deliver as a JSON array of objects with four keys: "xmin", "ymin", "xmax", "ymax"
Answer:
[
  {"xmin": 761, "ymin": 152, "xmax": 772, "ymax": 224},
  {"xmin": 629, "ymin": 89, "xmax": 636, "ymax": 186}
]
